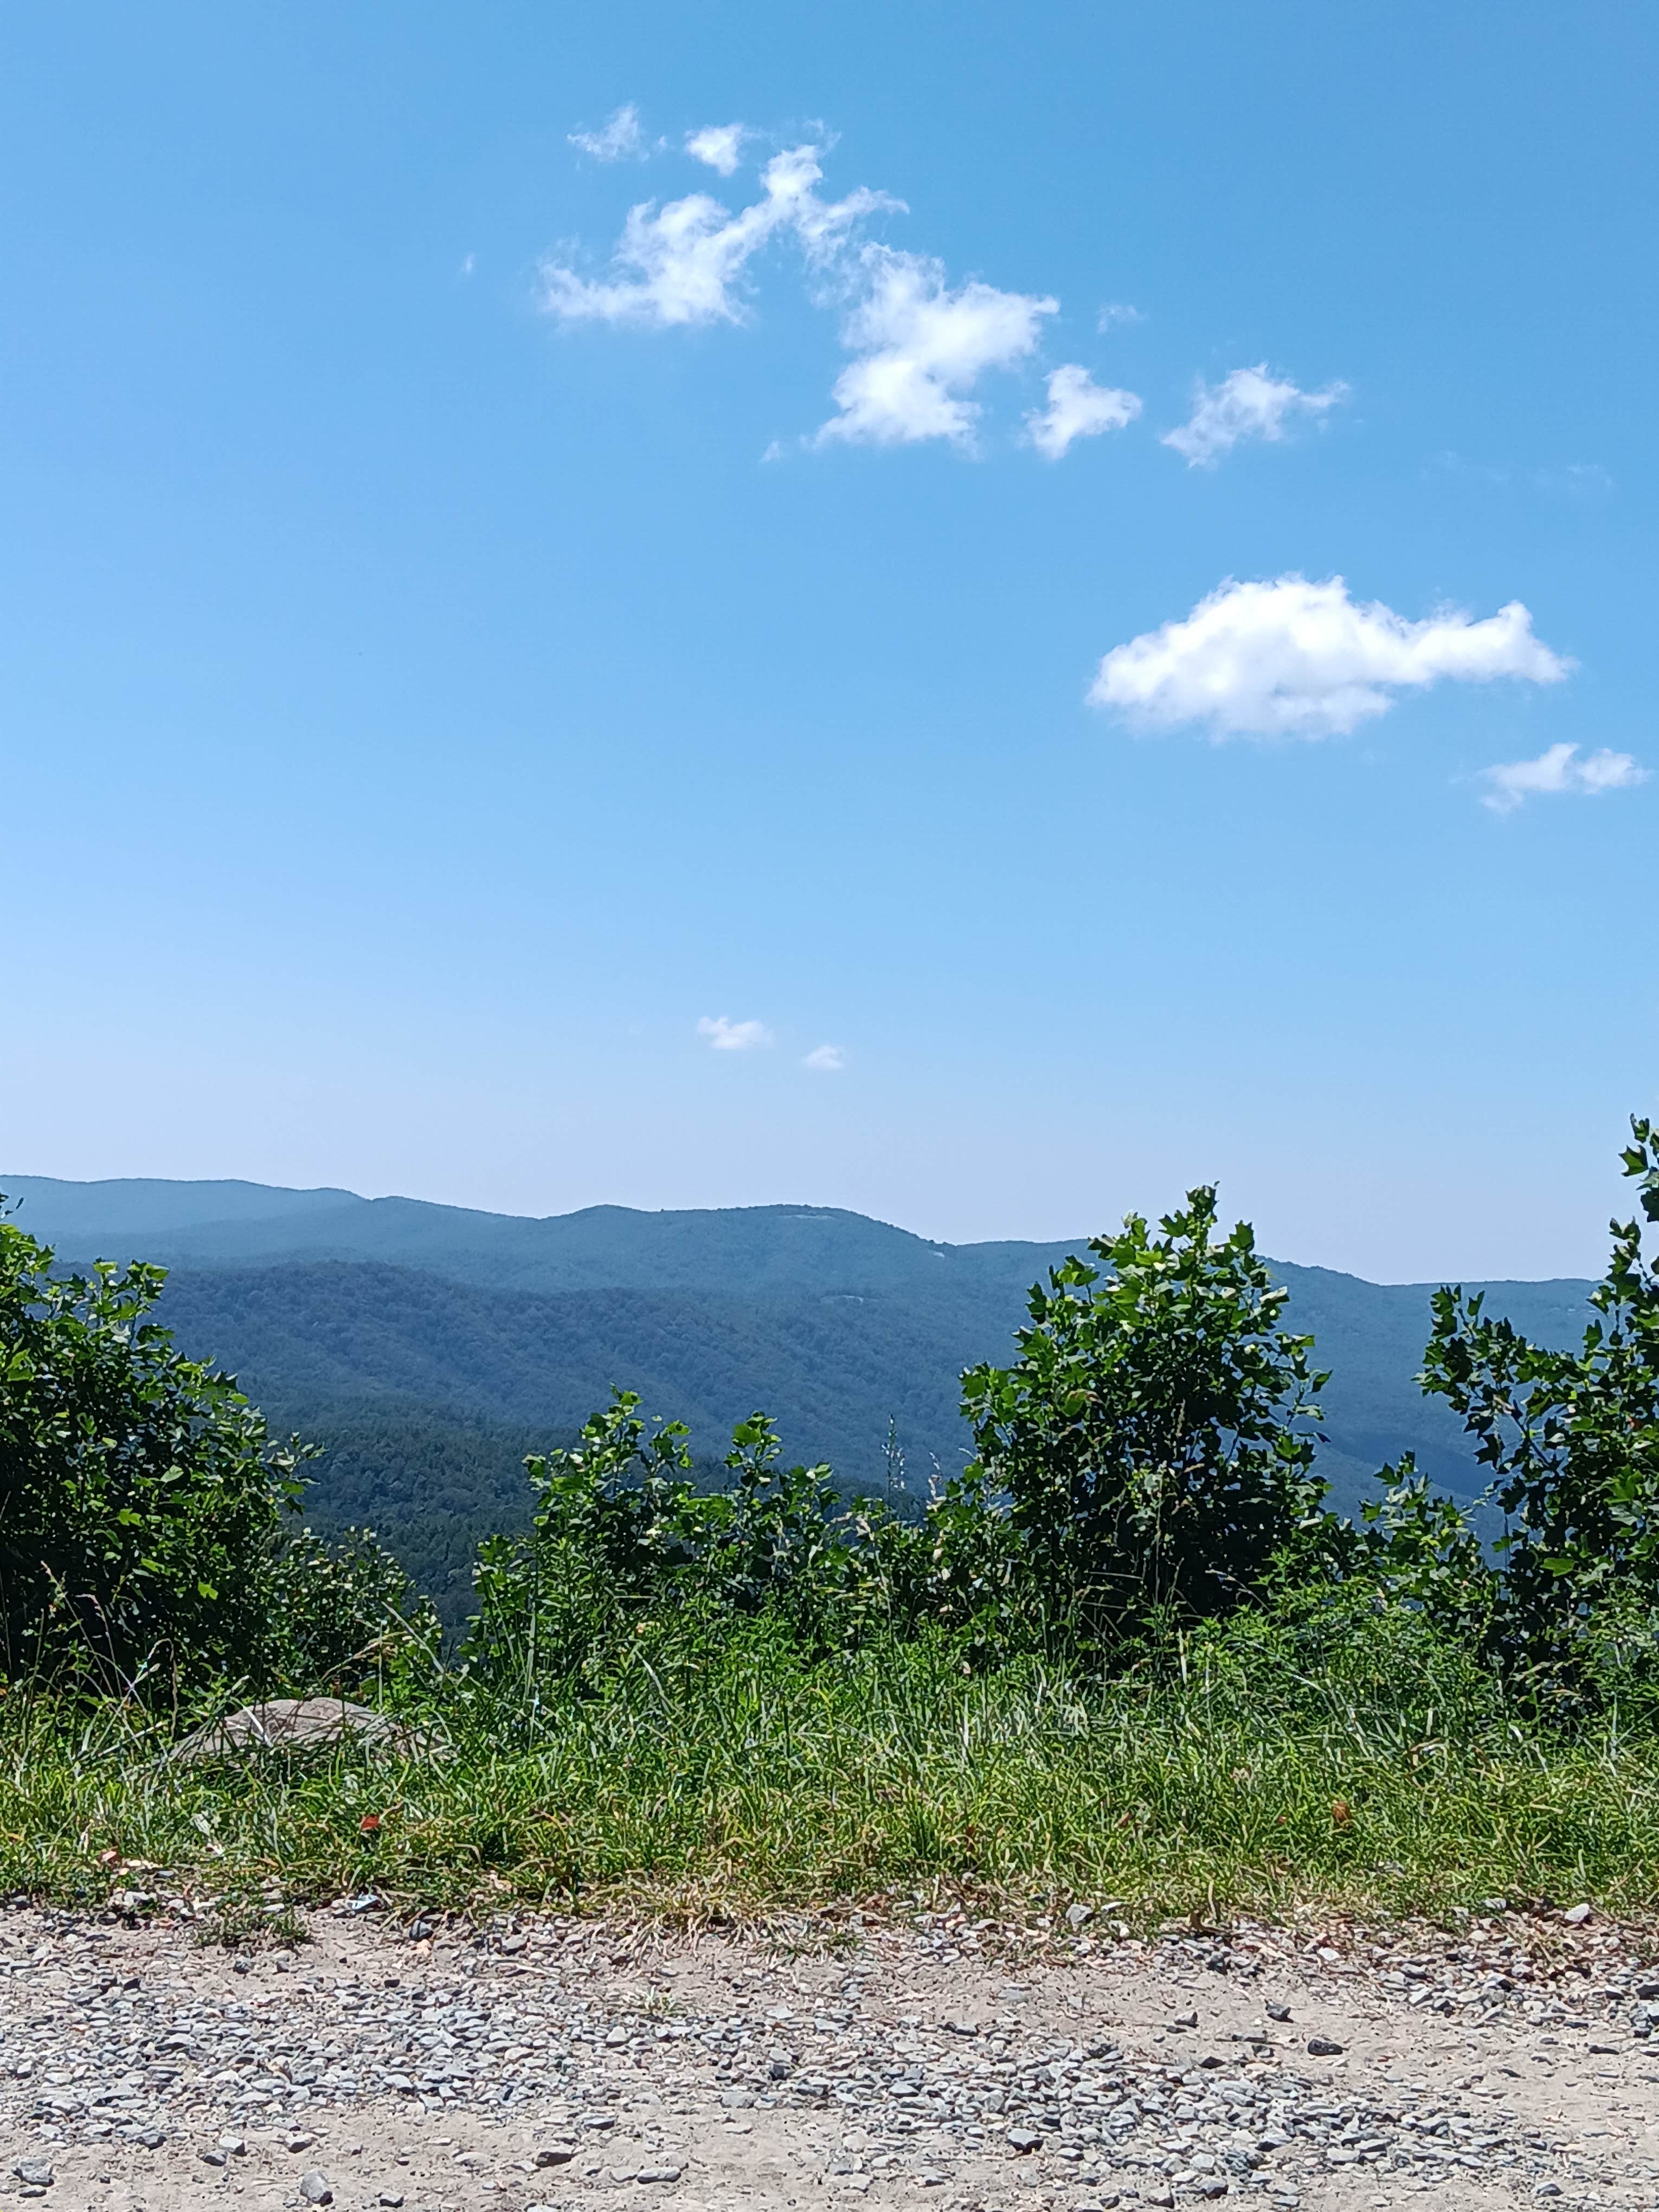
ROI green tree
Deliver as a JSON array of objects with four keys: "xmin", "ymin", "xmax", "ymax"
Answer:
[
  {"xmin": 0, "ymin": 1207, "xmax": 428, "ymax": 1696},
  {"xmin": 960, "ymin": 1186, "xmax": 1328, "ymax": 1652},
  {"xmin": 0, "ymin": 1214, "xmax": 307, "ymax": 1688},
  {"xmin": 1419, "ymin": 1116, "xmax": 1659, "ymax": 1680}
]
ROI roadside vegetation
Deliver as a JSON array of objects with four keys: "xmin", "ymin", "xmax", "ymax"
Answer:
[{"xmin": 2, "ymin": 1122, "xmax": 1656, "ymax": 1931}]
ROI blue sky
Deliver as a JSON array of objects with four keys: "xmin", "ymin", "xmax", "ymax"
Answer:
[{"xmin": 2, "ymin": 1, "xmax": 1654, "ymax": 1281}]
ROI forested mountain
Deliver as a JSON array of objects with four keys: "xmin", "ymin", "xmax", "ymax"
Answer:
[{"xmin": 4, "ymin": 1173, "xmax": 1598, "ymax": 1623}]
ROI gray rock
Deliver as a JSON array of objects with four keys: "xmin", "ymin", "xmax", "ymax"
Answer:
[
  {"xmin": 171, "ymin": 1697, "xmax": 422, "ymax": 1764},
  {"xmin": 1006, "ymin": 2127, "xmax": 1042, "ymax": 2152},
  {"xmin": 299, "ymin": 2172, "xmax": 333, "ymax": 2205},
  {"xmin": 1305, "ymin": 2036, "xmax": 1345, "ymax": 2056},
  {"xmin": 636, "ymin": 2167, "xmax": 681, "ymax": 2184},
  {"xmin": 12, "ymin": 2163, "xmax": 54, "ymax": 2188},
  {"xmin": 378, "ymin": 2194, "xmax": 404, "ymax": 2207}
]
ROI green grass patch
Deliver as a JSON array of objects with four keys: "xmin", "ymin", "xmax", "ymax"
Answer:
[{"xmin": 6, "ymin": 1611, "xmax": 1659, "ymax": 1932}]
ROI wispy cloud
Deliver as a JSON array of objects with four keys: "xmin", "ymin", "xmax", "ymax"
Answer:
[
  {"xmin": 1026, "ymin": 364, "xmax": 1141, "ymax": 459},
  {"xmin": 1097, "ymin": 302, "xmax": 1144, "ymax": 329},
  {"xmin": 541, "ymin": 145, "xmax": 890, "ymax": 330},
  {"xmin": 698, "ymin": 1014, "xmax": 771, "ymax": 1051},
  {"xmin": 1480, "ymin": 742, "xmax": 1646, "ymax": 814},
  {"xmin": 815, "ymin": 249, "xmax": 1055, "ymax": 448},
  {"xmin": 685, "ymin": 123, "xmax": 747, "ymax": 176},
  {"xmin": 1162, "ymin": 364, "xmax": 1348, "ymax": 467},
  {"xmin": 802, "ymin": 1044, "xmax": 845, "ymax": 1071},
  {"xmin": 1091, "ymin": 575, "xmax": 1571, "ymax": 740},
  {"xmin": 568, "ymin": 104, "xmax": 651, "ymax": 162}
]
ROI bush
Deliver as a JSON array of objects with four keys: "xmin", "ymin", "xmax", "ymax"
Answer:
[
  {"xmin": 0, "ymin": 1207, "xmax": 426, "ymax": 1697},
  {"xmin": 1408, "ymin": 1117, "xmax": 1659, "ymax": 1699},
  {"xmin": 958, "ymin": 1186, "xmax": 1328, "ymax": 1655}
]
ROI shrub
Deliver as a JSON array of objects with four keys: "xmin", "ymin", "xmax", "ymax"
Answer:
[
  {"xmin": 1413, "ymin": 1115, "xmax": 1659, "ymax": 1694},
  {"xmin": 959, "ymin": 1186, "xmax": 1328, "ymax": 1655},
  {"xmin": 0, "ymin": 1207, "xmax": 426, "ymax": 1697}
]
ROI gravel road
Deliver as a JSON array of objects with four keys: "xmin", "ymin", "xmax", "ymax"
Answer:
[{"xmin": 6, "ymin": 1900, "xmax": 1659, "ymax": 2212}]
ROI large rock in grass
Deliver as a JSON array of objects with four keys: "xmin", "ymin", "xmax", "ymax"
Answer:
[{"xmin": 173, "ymin": 1697, "xmax": 419, "ymax": 1763}]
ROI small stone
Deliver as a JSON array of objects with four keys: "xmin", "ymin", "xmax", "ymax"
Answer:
[
  {"xmin": 1172, "ymin": 2009, "xmax": 1199, "ymax": 2030},
  {"xmin": 300, "ymin": 2174, "xmax": 333, "ymax": 2205},
  {"xmin": 1532, "ymin": 2187, "xmax": 1562, "ymax": 2200},
  {"xmin": 605, "ymin": 2027, "xmax": 628, "ymax": 2047},
  {"xmin": 917, "ymin": 2174, "xmax": 948, "ymax": 2188},
  {"xmin": 1007, "ymin": 2128, "xmax": 1043, "ymax": 2153},
  {"xmin": 200, "ymin": 2150, "xmax": 227, "ymax": 2169},
  {"xmin": 285, "ymin": 2133, "xmax": 317, "ymax": 2153},
  {"xmin": 500, "ymin": 1934, "xmax": 527, "ymax": 1954},
  {"xmin": 12, "ymin": 2164, "xmax": 54, "ymax": 2189},
  {"xmin": 379, "ymin": 2196, "xmax": 406, "ymax": 2208},
  {"xmin": 1562, "ymin": 1902, "xmax": 1592, "ymax": 1926},
  {"xmin": 719, "ymin": 2091, "xmax": 754, "ymax": 2110},
  {"xmin": 1265, "ymin": 2003, "xmax": 1291, "ymax": 2022},
  {"xmin": 1066, "ymin": 1904, "xmax": 1093, "ymax": 1928},
  {"xmin": 582, "ymin": 2113, "xmax": 617, "ymax": 2130},
  {"xmin": 535, "ymin": 2146, "xmax": 576, "ymax": 2166},
  {"xmin": 1480, "ymin": 1898, "xmax": 1508, "ymax": 1913},
  {"xmin": 1306, "ymin": 2036, "xmax": 1345, "ymax": 2057},
  {"xmin": 136, "ymin": 2130, "xmax": 164, "ymax": 2151},
  {"xmin": 217, "ymin": 2135, "xmax": 247, "ymax": 2157},
  {"xmin": 636, "ymin": 2168, "xmax": 681, "ymax": 2185}
]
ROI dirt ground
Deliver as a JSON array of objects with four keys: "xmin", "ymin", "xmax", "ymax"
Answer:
[{"xmin": 5, "ymin": 1902, "xmax": 1659, "ymax": 2212}]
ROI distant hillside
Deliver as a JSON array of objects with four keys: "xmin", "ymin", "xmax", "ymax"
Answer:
[{"xmin": 5, "ymin": 1173, "xmax": 1599, "ymax": 1624}]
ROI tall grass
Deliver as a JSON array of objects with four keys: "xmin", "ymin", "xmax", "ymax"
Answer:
[{"xmin": 7, "ymin": 1601, "xmax": 1659, "ymax": 1928}]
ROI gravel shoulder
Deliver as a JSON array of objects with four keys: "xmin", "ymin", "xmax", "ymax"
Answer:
[{"xmin": 6, "ymin": 1902, "xmax": 1659, "ymax": 2212}]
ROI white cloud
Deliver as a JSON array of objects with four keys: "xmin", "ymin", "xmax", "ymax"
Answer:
[
  {"xmin": 816, "ymin": 248, "xmax": 1056, "ymax": 448},
  {"xmin": 541, "ymin": 145, "xmax": 888, "ymax": 329},
  {"xmin": 686, "ymin": 123, "xmax": 746, "ymax": 176},
  {"xmin": 1026, "ymin": 364, "xmax": 1142, "ymax": 459},
  {"xmin": 1480, "ymin": 742, "xmax": 1647, "ymax": 814},
  {"xmin": 698, "ymin": 1015, "xmax": 771, "ymax": 1051},
  {"xmin": 1162, "ymin": 364, "xmax": 1348, "ymax": 467},
  {"xmin": 802, "ymin": 1044, "xmax": 845, "ymax": 1071},
  {"xmin": 1090, "ymin": 574, "xmax": 1572, "ymax": 740},
  {"xmin": 1097, "ymin": 302, "xmax": 1144, "ymax": 329},
  {"xmin": 569, "ymin": 104, "xmax": 650, "ymax": 162}
]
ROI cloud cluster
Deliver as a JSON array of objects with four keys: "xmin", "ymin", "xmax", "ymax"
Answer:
[
  {"xmin": 548, "ymin": 108, "xmax": 1377, "ymax": 479},
  {"xmin": 1091, "ymin": 575, "xmax": 1571, "ymax": 740},
  {"xmin": 1480, "ymin": 742, "xmax": 1647, "ymax": 813},
  {"xmin": 802, "ymin": 1044, "xmax": 845, "ymax": 1071},
  {"xmin": 1162, "ymin": 364, "xmax": 1348, "ymax": 466},
  {"xmin": 1027, "ymin": 364, "xmax": 1141, "ymax": 459}
]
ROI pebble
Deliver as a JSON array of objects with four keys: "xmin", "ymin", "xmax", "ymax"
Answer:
[{"xmin": 1, "ymin": 1902, "xmax": 1655, "ymax": 2206}]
